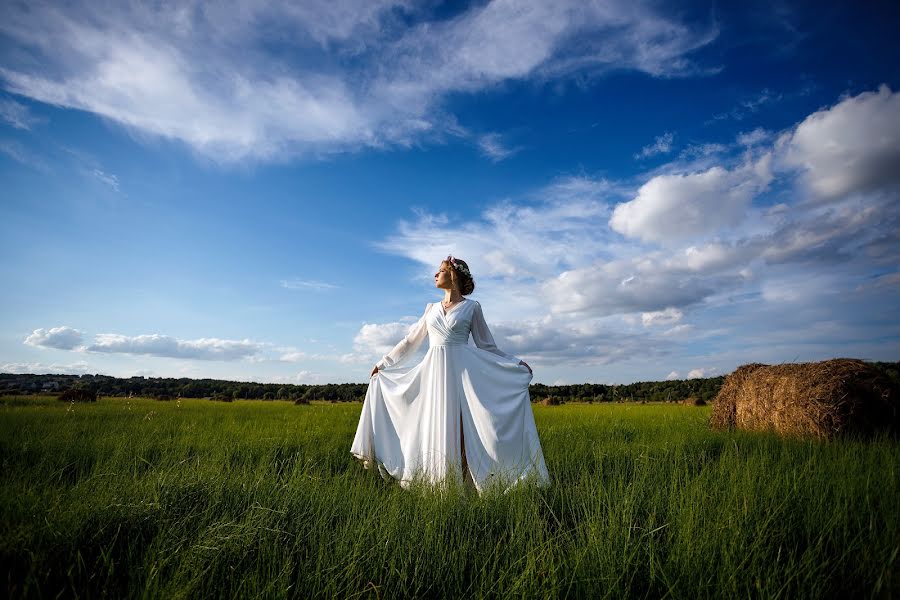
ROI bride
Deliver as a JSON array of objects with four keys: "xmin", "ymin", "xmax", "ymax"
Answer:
[{"xmin": 351, "ymin": 255, "xmax": 550, "ymax": 493}]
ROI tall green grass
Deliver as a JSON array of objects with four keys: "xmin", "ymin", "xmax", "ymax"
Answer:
[{"xmin": 1, "ymin": 396, "xmax": 897, "ymax": 598}]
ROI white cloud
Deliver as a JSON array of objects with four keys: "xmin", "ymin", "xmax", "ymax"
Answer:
[
  {"xmin": 279, "ymin": 350, "xmax": 311, "ymax": 362},
  {"xmin": 0, "ymin": 97, "xmax": 43, "ymax": 129},
  {"xmin": 91, "ymin": 168, "xmax": 120, "ymax": 192},
  {"xmin": 635, "ymin": 132, "xmax": 675, "ymax": 159},
  {"xmin": 662, "ymin": 324, "xmax": 693, "ymax": 337},
  {"xmin": 0, "ymin": 1, "xmax": 718, "ymax": 162},
  {"xmin": 539, "ymin": 175, "xmax": 620, "ymax": 202},
  {"xmin": 276, "ymin": 347, "xmax": 336, "ymax": 362},
  {"xmin": 542, "ymin": 256, "xmax": 741, "ymax": 316},
  {"xmin": 0, "ymin": 138, "xmax": 48, "ymax": 170},
  {"xmin": 641, "ymin": 307, "xmax": 683, "ymax": 327},
  {"xmin": 482, "ymin": 315, "xmax": 668, "ymax": 366},
  {"xmin": 681, "ymin": 241, "xmax": 759, "ymax": 272},
  {"xmin": 351, "ymin": 316, "xmax": 422, "ymax": 362},
  {"xmin": 707, "ymin": 88, "xmax": 782, "ymax": 123},
  {"xmin": 85, "ymin": 333, "xmax": 264, "ymax": 360},
  {"xmin": 609, "ymin": 154, "xmax": 773, "ymax": 245},
  {"xmin": 761, "ymin": 194, "xmax": 895, "ymax": 265},
  {"xmin": 687, "ymin": 367, "xmax": 717, "ymax": 379},
  {"xmin": 373, "ymin": 177, "xmax": 615, "ymax": 289},
  {"xmin": 666, "ymin": 370, "xmax": 679, "ymax": 380},
  {"xmin": 1, "ymin": 361, "xmax": 91, "ymax": 375},
  {"xmin": 779, "ymin": 84, "xmax": 900, "ymax": 199},
  {"xmin": 263, "ymin": 370, "xmax": 330, "ymax": 385},
  {"xmin": 736, "ymin": 127, "xmax": 771, "ymax": 147},
  {"xmin": 478, "ymin": 133, "xmax": 521, "ymax": 162},
  {"xmin": 24, "ymin": 326, "xmax": 84, "ymax": 350},
  {"xmin": 679, "ymin": 142, "xmax": 728, "ymax": 160},
  {"xmin": 280, "ymin": 278, "xmax": 339, "ymax": 291}
]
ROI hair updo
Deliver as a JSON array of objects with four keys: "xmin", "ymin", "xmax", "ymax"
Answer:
[{"xmin": 443, "ymin": 258, "xmax": 475, "ymax": 295}]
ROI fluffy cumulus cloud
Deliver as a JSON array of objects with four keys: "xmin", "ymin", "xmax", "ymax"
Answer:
[
  {"xmin": 542, "ymin": 257, "xmax": 738, "ymax": 316},
  {"xmin": 687, "ymin": 367, "xmax": 717, "ymax": 379},
  {"xmin": 609, "ymin": 154, "xmax": 773, "ymax": 245},
  {"xmin": 349, "ymin": 316, "xmax": 428, "ymax": 365},
  {"xmin": 85, "ymin": 333, "xmax": 264, "ymax": 360},
  {"xmin": 366, "ymin": 86, "xmax": 900, "ymax": 377},
  {"xmin": 0, "ymin": 0, "xmax": 717, "ymax": 162},
  {"xmin": 779, "ymin": 85, "xmax": 900, "ymax": 200},
  {"xmin": 254, "ymin": 369, "xmax": 331, "ymax": 385},
  {"xmin": 24, "ymin": 326, "xmax": 84, "ymax": 350}
]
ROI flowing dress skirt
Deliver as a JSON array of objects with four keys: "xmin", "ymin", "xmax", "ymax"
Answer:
[{"xmin": 351, "ymin": 341, "xmax": 550, "ymax": 493}]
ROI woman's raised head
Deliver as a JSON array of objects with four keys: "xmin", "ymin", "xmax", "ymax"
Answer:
[{"xmin": 434, "ymin": 255, "xmax": 475, "ymax": 295}]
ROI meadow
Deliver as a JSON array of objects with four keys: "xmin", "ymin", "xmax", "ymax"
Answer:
[{"xmin": 1, "ymin": 395, "xmax": 897, "ymax": 599}]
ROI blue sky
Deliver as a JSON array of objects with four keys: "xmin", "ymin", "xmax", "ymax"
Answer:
[{"xmin": 2, "ymin": 0, "xmax": 899, "ymax": 385}]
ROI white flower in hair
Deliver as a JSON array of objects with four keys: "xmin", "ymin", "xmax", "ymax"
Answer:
[{"xmin": 446, "ymin": 255, "xmax": 471, "ymax": 277}]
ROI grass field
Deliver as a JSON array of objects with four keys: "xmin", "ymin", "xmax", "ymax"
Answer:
[{"xmin": 1, "ymin": 395, "xmax": 897, "ymax": 599}]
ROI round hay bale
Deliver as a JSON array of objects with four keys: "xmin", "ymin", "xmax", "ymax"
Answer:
[
  {"xmin": 541, "ymin": 396, "xmax": 563, "ymax": 406},
  {"xmin": 709, "ymin": 358, "xmax": 898, "ymax": 439}
]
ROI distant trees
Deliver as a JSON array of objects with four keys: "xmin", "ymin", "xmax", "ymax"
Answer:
[
  {"xmin": 3, "ymin": 361, "xmax": 898, "ymax": 405},
  {"xmin": 1, "ymin": 372, "xmax": 725, "ymax": 403}
]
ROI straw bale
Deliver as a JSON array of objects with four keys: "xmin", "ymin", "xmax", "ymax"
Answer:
[{"xmin": 709, "ymin": 358, "xmax": 898, "ymax": 439}]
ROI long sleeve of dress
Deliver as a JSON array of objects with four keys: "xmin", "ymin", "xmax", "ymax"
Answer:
[
  {"xmin": 470, "ymin": 300, "xmax": 520, "ymax": 363},
  {"xmin": 375, "ymin": 303, "xmax": 431, "ymax": 370}
]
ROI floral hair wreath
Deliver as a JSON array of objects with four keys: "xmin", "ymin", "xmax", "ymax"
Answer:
[{"xmin": 446, "ymin": 254, "xmax": 472, "ymax": 278}]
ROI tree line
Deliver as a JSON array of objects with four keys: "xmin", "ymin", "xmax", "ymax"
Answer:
[
  {"xmin": 3, "ymin": 361, "xmax": 896, "ymax": 404},
  {"xmin": 0, "ymin": 372, "xmax": 724, "ymax": 403}
]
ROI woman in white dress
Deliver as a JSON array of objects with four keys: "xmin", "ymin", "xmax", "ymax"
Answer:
[{"xmin": 351, "ymin": 255, "xmax": 550, "ymax": 494}]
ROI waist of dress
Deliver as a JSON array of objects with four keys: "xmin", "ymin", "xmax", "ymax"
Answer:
[{"xmin": 430, "ymin": 342, "xmax": 468, "ymax": 347}]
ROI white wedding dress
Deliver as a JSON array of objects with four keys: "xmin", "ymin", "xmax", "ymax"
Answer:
[{"xmin": 351, "ymin": 298, "xmax": 550, "ymax": 493}]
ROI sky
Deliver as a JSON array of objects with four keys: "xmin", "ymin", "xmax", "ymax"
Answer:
[{"xmin": 2, "ymin": 0, "xmax": 899, "ymax": 386}]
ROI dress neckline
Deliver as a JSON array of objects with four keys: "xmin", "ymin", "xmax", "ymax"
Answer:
[{"xmin": 438, "ymin": 298, "xmax": 468, "ymax": 317}]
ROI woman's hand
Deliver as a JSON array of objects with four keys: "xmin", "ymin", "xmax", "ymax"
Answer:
[
  {"xmin": 370, "ymin": 365, "xmax": 380, "ymax": 378},
  {"xmin": 519, "ymin": 360, "xmax": 532, "ymax": 375}
]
